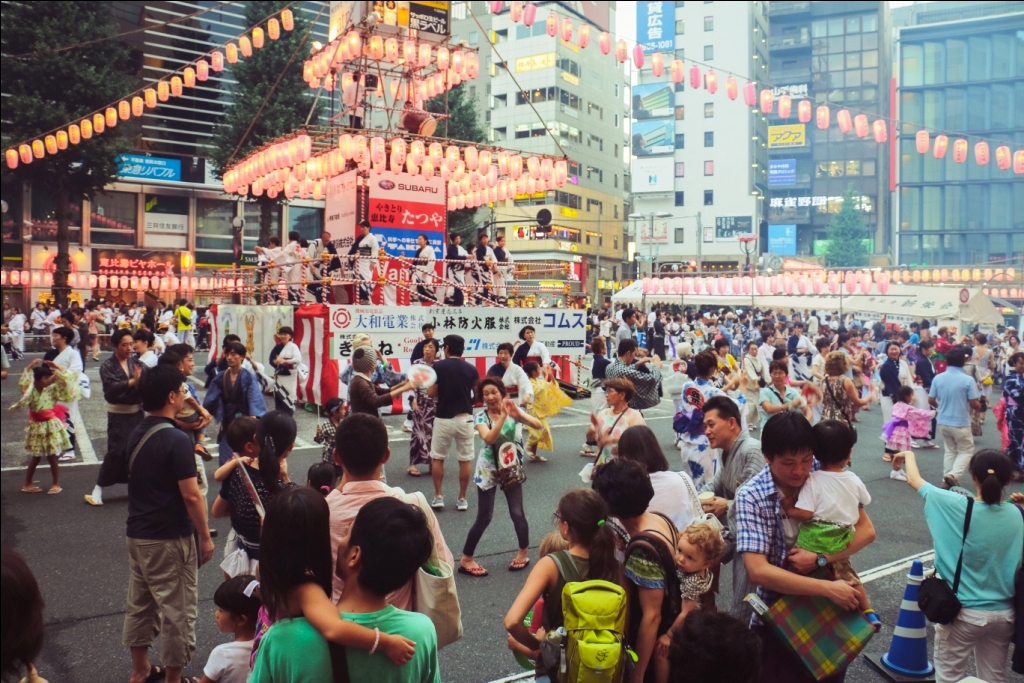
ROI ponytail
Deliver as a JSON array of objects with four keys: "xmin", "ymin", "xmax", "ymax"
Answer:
[
  {"xmin": 968, "ymin": 449, "xmax": 1012, "ymax": 505},
  {"xmin": 256, "ymin": 410, "xmax": 297, "ymax": 497},
  {"xmin": 556, "ymin": 489, "xmax": 620, "ymax": 584}
]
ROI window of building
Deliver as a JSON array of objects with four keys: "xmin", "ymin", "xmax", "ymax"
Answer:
[
  {"xmin": 704, "ymin": 131, "xmax": 714, "ymax": 147},
  {"xmin": 554, "ymin": 191, "xmax": 582, "ymax": 209},
  {"xmin": 30, "ymin": 187, "xmax": 81, "ymax": 243},
  {"xmin": 704, "ymin": 102, "xmax": 714, "ymax": 118},
  {"xmin": 614, "ymin": 204, "xmax": 619, "ymax": 219},
  {"xmin": 493, "ymin": 93, "xmax": 507, "ymax": 108},
  {"xmin": 675, "ymin": 133, "xmax": 685, "ymax": 148},
  {"xmin": 675, "ymin": 191, "xmax": 685, "ymax": 206},
  {"xmin": 568, "ymin": 161, "xmax": 580, "ymax": 177},
  {"xmin": 946, "ymin": 39, "xmax": 966, "ymax": 82},
  {"xmin": 675, "ymin": 162, "xmax": 685, "ymax": 177},
  {"xmin": 676, "ymin": 48, "xmax": 686, "ymax": 61},
  {"xmin": 614, "ymin": 174, "xmax": 619, "ymax": 188},
  {"xmin": 516, "ymin": 87, "xmax": 555, "ymax": 104},
  {"xmin": 675, "ymin": 106, "xmax": 685, "ymax": 119},
  {"xmin": 195, "ymin": 198, "xmax": 235, "ymax": 265},
  {"xmin": 587, "ymin": 198, "xmax": 603, "ymax": 214},
  {"xmin": 704, "ymin": 161, "xmax": 714, "ymax": 176},
  {"xmin": 587, "ymin": 134, "xmax": 603, "ymax": 151},
  {"xmin": 704, "ymin": 45, "xmax": 713, "ymax": 60},
  {"xmin": 90, "ymin": 191, "xmax": 137, "ymax": 246},
  {"xmin": 704, "ymin": 190, "xmax": 714, "ymax": 205},
  {"xmin": 556, "ymin": 57, "xmax": 581, "ymax": 77},
  {"xmin": 484, "ymin": 110, "xmax": 490, "ymax": 122},
  {"xmin": 675, "ymin": 227, "xmax": 686, "ymax": 242},
  {"xmin": 491, "ymin": 127, "xmax": 507, "ymax": 141},
  {"xmin": 862, "ymin": 13, "xmax": 878, "ymax": 32},
  {"xmin": 560, "ymin": 89, "xmax": 581, "ymax": 110},
  {"xmin": 557, "ymin": 122, "xmax": 582, "ymax": 142},
  {"xmin": 676, "ymin": 20, "xmax": 685, "ymax": 34},
  {"xmin": 469, "ymin": 31, "xmax": 478, "ymax": 44},
  {"xmin": 588, "ymin": 102, "xmax": 603, "ymax": 118},
  {"xmin": 614, "ymin": 143, "xmax": 619, "ymax": 158},
  {"xmin": 241, "ymin": 203, "xmax": 282, "ymax": 255},
  {"xmin": 704, "ymin": 16, "xmax": 713, "ymax": 31}
]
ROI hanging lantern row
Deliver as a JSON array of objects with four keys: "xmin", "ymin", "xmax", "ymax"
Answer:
[
  {"xmin": 223, "ymin": 131, "xmax": 569, "ymax": 206},
  {"xmin": 983, "ymin": 287, "xmax": 1023, "ymax": 299},
  {"xmin": 484, "ymin": 3, "xmax": 1024, "ymax": 175},
  {"xmin": 4, "ymin": 9, "xmax": 295, "ymax": 170}
]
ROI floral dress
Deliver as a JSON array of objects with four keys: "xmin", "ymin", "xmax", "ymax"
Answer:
[
  {"xmin": 594, "ymin": 407, "xmax": 646, "ymax": 465},
  {"xmin": 10, "ymin": 367, "xmax": 80, "ymax": 456},
  {"xmin": 525, "ymin": 376, "xmax": 572, "ymax": 451},
  {"xmin": 472, "ymin": 410, "xmax": 524, "ymax": 491},
  {"xmin": 1002, "ymin": 370, "xmax": 1024, "ymax": 472},
  {"xmin": 409, "ymin": 359, "xmax": 437, "ymax": 467}
]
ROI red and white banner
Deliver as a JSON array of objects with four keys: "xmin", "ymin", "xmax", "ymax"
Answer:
[{"xmin": 294, "ymin": 304, "xmax": 339, "ymax": 407}]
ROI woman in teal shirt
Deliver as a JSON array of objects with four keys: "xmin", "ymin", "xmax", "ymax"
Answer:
[
  {"xmin": 758, "ymin": 359, "xmax": 812, "ymax": 424},
  {"xmin": 895, "ymin": 449, "xmax": 1023, "ymax": 683}
]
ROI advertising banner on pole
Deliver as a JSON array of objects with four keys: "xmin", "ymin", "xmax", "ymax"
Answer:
[
  {"xmin": 637, "ymin": 1, "xmax": 676, "ymax": 52},
  {"xmin": 325, "ymin": 169, "xmax": 359, "ymax": 249},
  {"xmin": 367, "ymin": 169, "xmax": 446, "ymax": 257}
]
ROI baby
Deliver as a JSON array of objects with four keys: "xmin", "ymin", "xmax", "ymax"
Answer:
[
  {"xmin": 654, "ymin": 519, "xmax": 728, "ymax": 683},
  {"xmin": 781, "ymin": 419, "xmax": 880, "ymax": 630}
]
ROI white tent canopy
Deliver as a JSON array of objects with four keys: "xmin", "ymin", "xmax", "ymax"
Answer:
[{"xmin": 611, "ymin": 280, "xmax": 1003, "ymax": 325}]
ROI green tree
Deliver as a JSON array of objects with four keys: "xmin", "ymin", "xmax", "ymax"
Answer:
[
  {"xmin": 1, "ymin": 1, "xmax": 134, "ymax": 308},
  {"xmin": 426, "ymin": 83, "xmax": 486, "ymax": 243},
  {"xmin": 824, "ymin": 186, "xmax": 870, "ymax": 268},
  {"xmin": 210, "ymin": 0, "xmax": 321, "ymax": 247}
]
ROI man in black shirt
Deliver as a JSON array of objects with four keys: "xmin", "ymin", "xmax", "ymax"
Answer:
[
  {"xmin": 409, "ymin": 323, "xmax": 436, "ymax": 363},
  {"xmin": 427, "ymin": 335, "xmax": 479, "ymax": 511},
  {"xmin": 122, "ymin": 364, "xmax": 213, "ymax": 683}
]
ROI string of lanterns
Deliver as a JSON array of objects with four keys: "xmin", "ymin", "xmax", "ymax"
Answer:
[
  {"xmin": 488, "ymin": 1, "xmax": 1024, "ymax": 174},
  {"xmin": 3, "ymin": 7, "xmax": 298, "ymax": 170},
  {"xmin": 222, "ymin": 129, "xmax": 570, "ymax": 210}
]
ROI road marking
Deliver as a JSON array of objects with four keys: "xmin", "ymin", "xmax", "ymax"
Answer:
[
  {"xmin": 859, "ymin": 550, "xmax": 934, "ymax": 584},
  {"xmin": 73, "ymin": 412, "xmax": 97, "ymax": 464},
  {"xmin": 562, "ymin": 406, "xmax": 592, "ymax": 416}
]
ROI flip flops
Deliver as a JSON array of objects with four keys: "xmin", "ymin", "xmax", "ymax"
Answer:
[
  {"xmin": 21, "ymin": 485, "xmax": 43, "ymax": 493},
  {"xmin": 458, "ymin": 564, "xmax": 489, "ymax": 577},
  {"xmin": 528, "ymin": 454, "xmax": 548, "ymax": 463},
  {"xmin": 509, "ymin": 558, "xmax": 530, "ymax": 572},
  {"xmin": 47, "ymin": 486, "xmax": 62, "ymax": 495},
  {"xmin": 406, "ymin": 467, "xmax": 423, "ymax": 477}
]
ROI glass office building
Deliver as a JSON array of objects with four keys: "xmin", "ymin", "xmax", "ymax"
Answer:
[{"xmin": 895, "ymin": 7, "xmax": 1024, "ymax": 266}]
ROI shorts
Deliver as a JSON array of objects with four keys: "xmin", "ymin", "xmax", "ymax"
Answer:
[
  {"xmin": 829, "ymin": 558, "xmax": 862, "ymax": 587},
  {"xmin": 430, "ymin": 415, "xmax": 476, "ymax": 462}
]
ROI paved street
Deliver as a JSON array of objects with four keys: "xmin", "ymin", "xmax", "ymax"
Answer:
[{"xmin": 0, "ymin": 350, "xmax": 1016, "ymax": 683}]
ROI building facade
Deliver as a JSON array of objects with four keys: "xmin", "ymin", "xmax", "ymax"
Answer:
[
  {"xmin": 766, "ymin": 1, "xmax": 891, "ymax": 261},
  {"xmin": 893, "ymin": 1, "xmax": 1024, "ymax": 266},
  {"xmin": 1, "ymin": 2, "xmax": 330, "ymax": 307},
  {"xmin": 450, "ymin": 1, "xmax": 628, "ymax": 306},
  {"xmin": 629, "ymin": 0, "xmax": 769, "ymax": 276}
]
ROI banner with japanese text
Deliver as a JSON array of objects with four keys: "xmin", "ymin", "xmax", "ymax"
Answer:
[
  {"xmin": 367, "ymin": 169, "xmax": 446, "ymax": 258},
  {"xmin": 328, "ymin": 305, "xmax": 587, "ymax": 360}
]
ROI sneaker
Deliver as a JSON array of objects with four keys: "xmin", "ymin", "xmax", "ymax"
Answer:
[
  {"xmin": 456, "ymin": 497, "xmax": 469, "ymax": 511},
  {"xmin": 431, "ymin": 495, "xmax": 444, "ymax": 510},
  {"xmin": 889, "ymin": 469, "xmax": 908, "ymax": 482},
  {"xmin": 195, "ymin": 444, "xmax": 213, "ymax": 462}
]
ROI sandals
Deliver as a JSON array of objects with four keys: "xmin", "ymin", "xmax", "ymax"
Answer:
[
  {"xmin": 47, "ymin": 486, "xmax": 62, "ymax": 495},
  {"xmin": 580, "ymin": 447, "xmax": 596, "ymax": 457},
  {"xmin": 458, "ymin": 564, "xmax": 489, "ymax": 577},
  {"xmin": 882, "ymin": 453, "xmax": 893, "ymax": 462},
  {"xmin": 406, "ymin": 466, "xmax": 423, "ymax": 477},
  {"xmin": 195, "ymin": 444, "xmax": 213, "ymax": 462},
  {"xmin": 145, "ymin": 666, "xmax": 167, "ymax": 682},
  {"xmin": 509, "ymin": 557, "xmax": 530, "ymax": 571},
  {"xmin": 21, "ymin": 485, "xmax": 43, "ymax": 493},
  {"xmin": 528, "ymin": 454, "xmax": 548, "ymax": 463}
]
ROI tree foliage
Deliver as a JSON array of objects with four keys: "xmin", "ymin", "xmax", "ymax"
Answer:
[
  {"xmin": 1, "ymin": 1, "xmax": 135, "ymax": 307},
  {"xmin": 824, "ymin": 186, "xmax": 870, "ymax": 268},
  {"xmin": 426, "ymin": 83, "xmax": 486, "ymax": 243},
  {"xmin": 209, "ymin": 0, "xmax": 322, "ymax": 246}
]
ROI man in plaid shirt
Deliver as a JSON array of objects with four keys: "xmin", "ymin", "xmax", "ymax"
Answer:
[
  {"xmin": 604, "ymin": 338, "xmax": 663, "ymax": 411},
  {"xmin": 735, "ymin": 411, "xmax": 875, "ymax": 683}
]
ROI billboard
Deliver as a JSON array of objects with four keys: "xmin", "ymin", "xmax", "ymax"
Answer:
[
  {"xmin": 768, "ymin": 224, "xmax": 797, "ymax": 255},
  {"xmin": 632, "ymin": 157, "xmax": 675, "ymax": 193},
  {"xmin": 325, "ymin": 169, "xmax": 358, "ymax": 250},
  {"xmin": 768, "ymin": 159, "xmax": 796, "ymax": 186},
  {"xmin": 636, "ymin": 218, "xmax": 670, "ymax": 245},
  {"xmin": 768, "ymin": 124, "xmax": 806, "ymax": 149},
  {"xmin": 631, "ymin": 119, "xmax": 674, "ymax": 157},
  {"xmin": 632, "ymin": 83, "xmax": 674, "ymax": 120},
  {"xmin": 367, "ymin": 170, "xmax": 446, "ymax": 257},
  {"xmin": 714, "ymin": 215, "xmax": 753, "ymax": 241},
  {"xmin": 637, "ymin": 1, "xmax": 675, "ymax": 52}
]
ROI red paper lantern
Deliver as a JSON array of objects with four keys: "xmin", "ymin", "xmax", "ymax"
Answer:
[
  {"xmin": 759, "ymin": 88, "xmax": 773, "ymax": 114},
  {"xmin": 651, "ymin": 52, "xmax": 664, "ymax": 77},
  {"xmin": 705, "ymin": 69, "xmax": 718, "ymax": 94},
  {"xmin": 872, "ymin": 119, "xmax": 887, "ymax": 143},
  {"xmin": 743, "ymin": 82, "xmax": 756, "ymax": 107},
  {"xmin": 690, "ymin": 65, "xmax": 701, "ymax": 90},
  {"xmin": 974, "ymin": 141, "xmax": 989, "ymax": 166},
  {"xmin": 1014, "ymin": 150, "xmax": 1024, "ymax": 174},
  {"xmin": 933, "ymin": 134, "xmax": 948, "ymax": 159},
  {"xmin": 560, "ymin": 17, "xmax": 573, "ymax": 41},
  {"xmin": 816, "ymin": 105, "xmax": 830, "ymax": 129},
  {"xmin": 598, "ymin": 31, "xmax": 610, "ymax": 54},
  {"xmin": 546, "ymin": 12, "xmax": 557, "ymax": 37},
  {"xmin": 995, "ymin": 145, "xmax": 1011, "ymax": 170},
  {"xmin": 952, "ymin": 138, "xmax": 968, "ymax": 164},
  {"xmin": 854, "ymin": 114, "xmax": 869, "ymax": 138},
  {"xmin": 523, "ymin": 2, "xmax": 537, "ymax": 26},
  {"xmin": 578, "ymin": 23, "xmax": 590, "ymax": 48},
  {"xmin": 670, "ymin": 59, "xmax": 684, "ymax": 83},
  {"xmin": 916, "ymin": 129, "xmax": 930, "ymax": 154},
  {"xmin": 510, "ymin": 1, "xmax": 523, "ymax": 22},
  {"xmin": 725, "ymin": 75, "xmax": 738, "ymax": 100},
  {"xmin": 837, "ymin": 109, "xmax": 852, "ymax": 133},
  {"xmin": 797, "ymin": 99, "xmax": 811, "ymax": 123},
  {"xmin": 632, "ymin": 43, "xmax": 644, "ymax": 69},
  {"xmin": 777, "ymin": 94, "xmax": 791, "ymax": 118},
  {"xmin": 615, "ymin": 39, "xmax": 628, "ymax": 63}
]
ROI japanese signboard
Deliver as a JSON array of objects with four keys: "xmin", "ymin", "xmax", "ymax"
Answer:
[
  {"xmin": 328, "ymin": 305, "xmax": 587, "ymax": 360},
  {"xmin": 325, "ymin": 169, "xmax": 358, "ymax": 250},
  {"xmin": 768, "ymin": 159, "xmax": 796, "ymax": 186},
  {"xmin": 117, "ymin": 154, "xmax": 181, "ymax": 182},
  {"xmin": 144, "ymin": 212, "xmax": 188, "ymax": 235},
  {"xmin": 632, "ymin": 157, "xmax": 675, "ymax": 193},
  {"xmin": 371, "ymin": 1, "xmax": 449, "ymax": 39},
  {"xmin": 367, "ymin": 169, "xmax": 446, "ymax": 258},
  {"xmin": 92, "ymin": 249, "xmax": 177, "ymax": 279},
  {"xmin": 768, "ymin": 224, "xmax": 797, "ymax": 256},
  {"xmin": 637, "ymin": 1, "xmax": 675, "ymax": 52},
  {"xmin": 767, "ymin": 124, "xmax": 806, "ymax": 149},
  {"xmin": 515, "ymin": 52, "xmax": 556, "ymax": 72},
  {"xmin": 714, "ymin": 216, "xmax": 754, "ymax": 242}
]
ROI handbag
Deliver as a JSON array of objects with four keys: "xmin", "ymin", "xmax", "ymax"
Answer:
[
  {"xmin": 487, "ymin": 413, "xmax": 527, "ymax": 491},
  {"xmin": 917, "ymin": 497, "xmax": 973, "ymax": 625},
  {"xmin": 405, "ymin": 491, "xmax": 464, "ymax": 649}
]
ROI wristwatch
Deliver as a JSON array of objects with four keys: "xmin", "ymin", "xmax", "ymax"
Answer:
[{"xmin": 816, "ymin": 554, "xmax": 828, "ymax": 568}]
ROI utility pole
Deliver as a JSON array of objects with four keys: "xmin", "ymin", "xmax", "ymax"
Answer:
[
  {"xmin": 696, "ymin": 211, "xmax": 703, "ymax": 274},
  {"xmin": 595, "ymin": 212, "xmax": 601, "ymax": 304},
  {"xmin": 648, "ymin": 214, "xmax": 654, "ymax": 279}
]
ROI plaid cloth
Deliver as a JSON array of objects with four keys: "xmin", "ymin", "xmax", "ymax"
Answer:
[
  {"xmin": 735, "ymin": 465, "xmax": 790, "ymax": 609},
  {"xmin": 748, "ymin": 573, "xmax": 874, "ymax": 681},
  {"xmin": 605, "ymin": 359, "xmax": 663, "ymax": 410}
]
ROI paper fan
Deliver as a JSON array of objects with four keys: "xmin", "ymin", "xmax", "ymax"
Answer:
[
  {"xmin": 684, "ymin": 386, "xmax": 705, "ymax": 409},
  {"xmin": 497, "ymin": 442, "xmax": 519, "ymax": 468},
  {"xmin": 408, "ymin": 363, "xmax": 437, "ymax": 388}
]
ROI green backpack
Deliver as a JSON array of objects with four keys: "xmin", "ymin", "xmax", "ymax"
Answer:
[{"xmin": 549, "ymin": 551, "xmax": 629, "ymax": 683}]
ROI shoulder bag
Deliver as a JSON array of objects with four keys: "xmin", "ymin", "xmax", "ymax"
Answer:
[
  {"xmin": 485, "ymin": 413, "xmax": 527, "ymax": 490},
  {"xmin": 917, "ymin": 497, "xmax": 973, "ymax": 624},
  {"xmin": 124, "ymin": 422, "xmax": 174, "ymax": 481},
  {"xmin": 405, "ymin": 491, "xmax": 464, "ymax": 649}
]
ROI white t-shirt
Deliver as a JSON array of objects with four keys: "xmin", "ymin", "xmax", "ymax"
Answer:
[
  {"xmin": 807, "ymin": 316, "xmax": 819, "ymax": 337},
  {"xmin": 649, "ymin": 471, "xmax": 700, "ymax": 532},
  {"xmin": 599, "ymin": 320, "xmax": 612, "ymax": 338},
  {"xmin": 204, "ymin": 639, "xmax": 253, "ymax": 683},
  {"xmin": 139, "ymin": 350, "xmax": 159, "ymax": 368},
  {"xmin": 795, "ymin": 469, "xmax": 871, "ymax": 527}
]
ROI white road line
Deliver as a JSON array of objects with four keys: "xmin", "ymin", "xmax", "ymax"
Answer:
[
  {"xmin": 73, "ymin": 412, "xmax": 97, "ymax": 464},
  {"xmin": 562, "ymin": 406, "xmax": 593, "ymax": 416}
]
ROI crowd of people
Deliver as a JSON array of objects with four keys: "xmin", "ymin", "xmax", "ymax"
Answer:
[{"xmin": 1, "ymin": 298, "xmax": 1023, "ymax": 683}]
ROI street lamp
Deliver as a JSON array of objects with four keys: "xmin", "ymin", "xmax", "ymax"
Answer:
[
  {"xmin": 738, "ymin": 235, "xmax": 758, "ymax": 276},
  {"xmin": 628, "ymin": 211, "xmax": 672, "ymax": 277}
]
